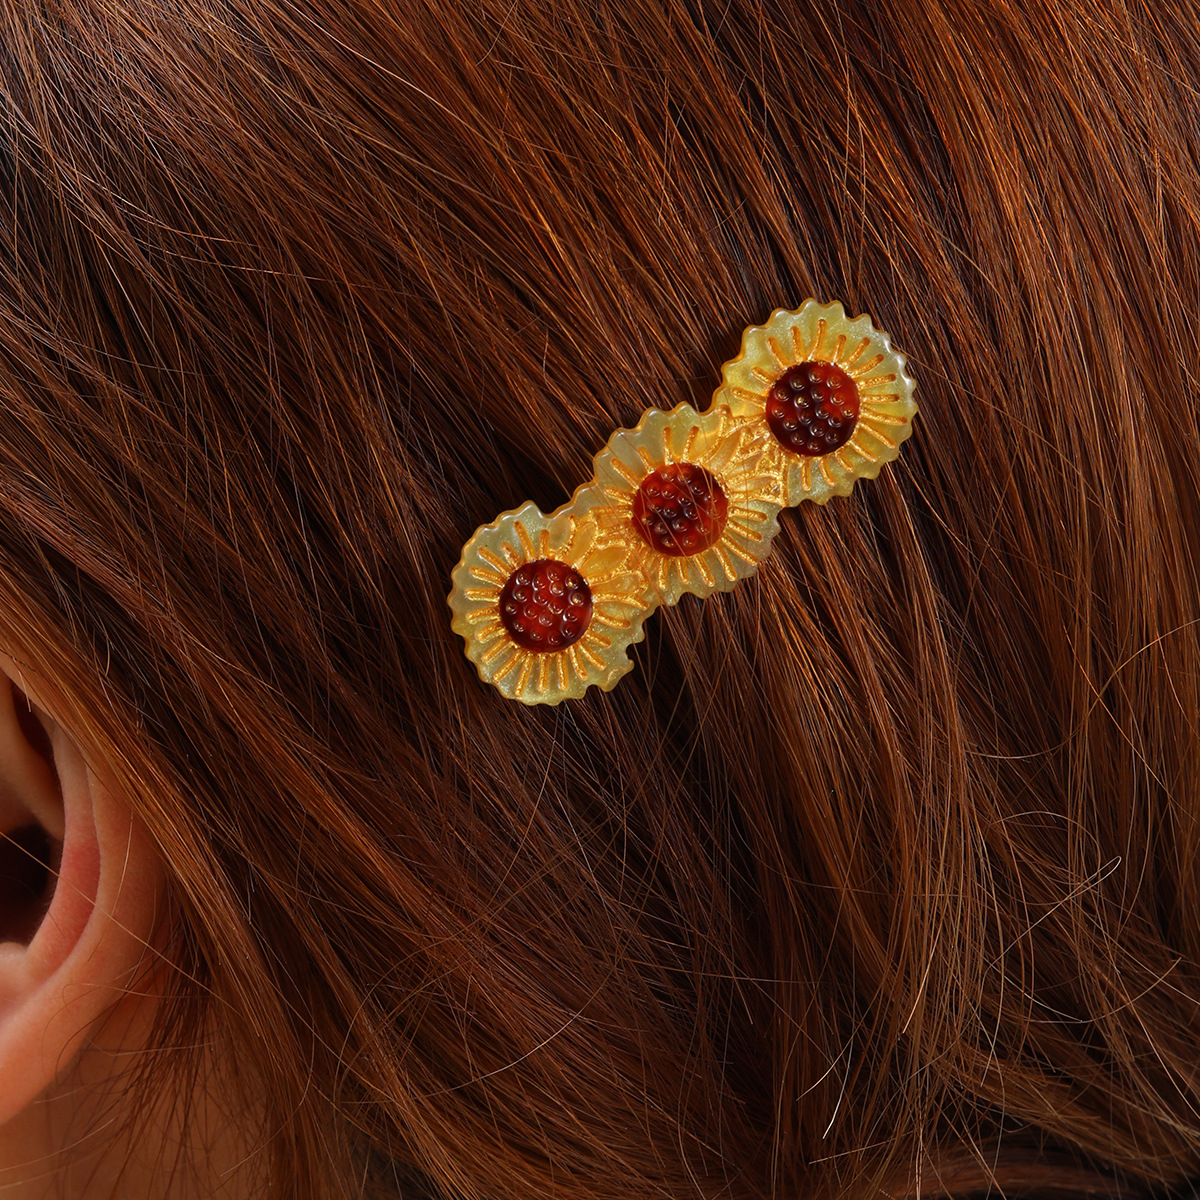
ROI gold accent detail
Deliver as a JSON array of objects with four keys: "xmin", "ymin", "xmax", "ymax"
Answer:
[
  {"xmin": 481, "ymin": 639, "xmax": 510, "ymax": 665},
  {"xmin": 858, "ymin": 423, "xmax": 898, "ymax": 450},
  {"xmin": 513, "ymin": 521, "xmax": 536, "ymax": 560},
  {"xmin": 850, "ymin": 353, "xmax": 884, "ymax": 376},
  {"xmin": 846, "ymin": 437, "xmax": 880, "ymax": 463},
  {"xmin": 492, "ymin": 651, "xmax": 519, "ymax": 682},
  {"xmin": 844, "ymin": 336, "xmax": 870, "ymax": 367},
  {"xmin": 476, "ymin": 546, "xmax": 508, "ymax": 572},
  {"xmin": 578, "ymin": 643, "xmax": 605, "ymax": 670},
  {"xmin": 515, "ymin": 656, "xmax": 534, "ymax": 694}
]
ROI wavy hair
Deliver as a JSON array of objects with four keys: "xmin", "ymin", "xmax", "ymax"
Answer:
[{"xmin": 1, "ymin": 0, "xmax": 1199, "ymax": 1196}]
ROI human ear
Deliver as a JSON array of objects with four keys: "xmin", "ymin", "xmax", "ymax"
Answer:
[{"xmin": 0, "ymin": 655, "xmax": 162, "ymax": 1127}]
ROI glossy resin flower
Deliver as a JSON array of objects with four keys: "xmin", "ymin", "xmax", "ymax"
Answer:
[
  {"xmin": 571, "ymin": 403, "xmax": 782, "ymax": 606},
  {"xmin": 448, "ymin": 500, "xmax": 654, "ymax": 704},
  {"xmin": 712, "ymin": 299, "xmax": 917, "ymax": 505}
]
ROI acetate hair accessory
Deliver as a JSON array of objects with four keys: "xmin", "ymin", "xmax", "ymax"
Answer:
[{"xmin": 448, "ymin": 298, "xmax": 918, "ymax": 705}]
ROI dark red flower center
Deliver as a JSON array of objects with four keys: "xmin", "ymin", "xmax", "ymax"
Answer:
[
  {"xmin": 766, "ymin": 361, "xmax": 860, "ymax": 456},
  {"xmin": 631, "ymin": 463, "xmax": 728, "ymax": 557},
  {"xmin": 499, "ymin": 559, "xmax": 593, "ymax": 652}
]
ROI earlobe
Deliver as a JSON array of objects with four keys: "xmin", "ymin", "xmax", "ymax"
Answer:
[{"xmin": 0, "ymin": 658, "xmax": 162, "ymax": 1129}]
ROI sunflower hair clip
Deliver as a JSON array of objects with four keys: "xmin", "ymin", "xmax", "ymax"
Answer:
[{"xmin": 447, "ymin": 299, "xmax": 917, "ymax": 705}]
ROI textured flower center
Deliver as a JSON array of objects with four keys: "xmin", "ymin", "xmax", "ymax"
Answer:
[
  {"xmin": 499, "ymin": 560, "xmax": 593, "ymax": 652},
  {"xmin": 631, "ymin": 463, "xmax": 728, "ymax": 557},
  {"xmin": 766, "ymin": 361, "xmax": 860, "ymax": 456}
]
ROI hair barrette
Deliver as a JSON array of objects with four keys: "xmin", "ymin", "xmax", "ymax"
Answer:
[{"xmin": 447, "ymin": 299, "xmax": 917, "ymax": 705}]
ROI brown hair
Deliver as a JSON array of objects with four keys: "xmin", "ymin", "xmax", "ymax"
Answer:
[{"xmin": 1, "ymin": 0, "xmax": 1199, "ymax": 1196}]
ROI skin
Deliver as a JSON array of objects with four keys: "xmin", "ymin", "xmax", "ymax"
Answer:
[{"xmin": 0, "ymin": 652, "xmax": 253, "ymax": 1198}]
